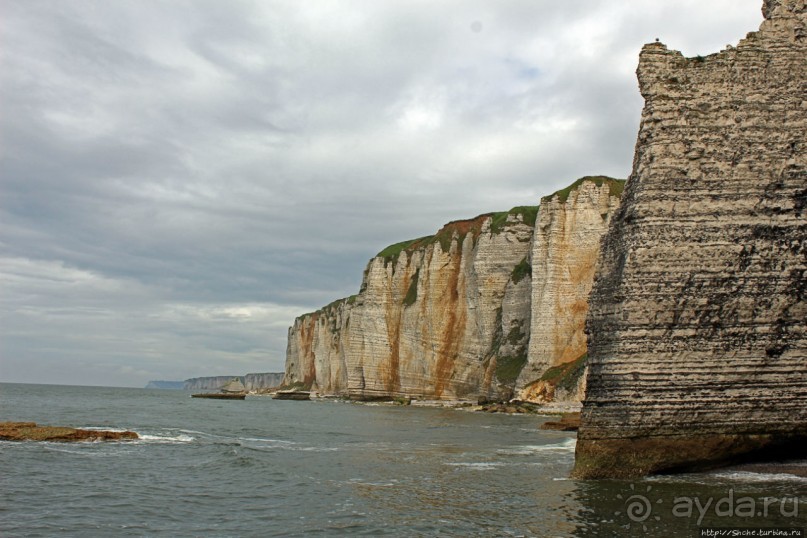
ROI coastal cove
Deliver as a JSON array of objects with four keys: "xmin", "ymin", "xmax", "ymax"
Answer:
[{"xmin": 2, "ymin": 383, "xmax": 804, "ymax": 536}]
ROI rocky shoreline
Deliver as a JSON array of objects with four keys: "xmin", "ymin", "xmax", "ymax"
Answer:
[{"xmin": 0, "ymin": 422, "xmax": 138, "ymax": 442}]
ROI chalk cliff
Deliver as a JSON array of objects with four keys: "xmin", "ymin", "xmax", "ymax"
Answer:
[
  {"xmin": 286, "ymin": 206, "xmax": 538, "ymax": 400},
  {"xmin": 184, "ymin": 373, "xmax": 284, "ymax": 392},
  {"xmin": 285, "ymin": 177, "xmax": 624, "ymax": 402},
  {"xmin": 285, "ymin": 298, "xmax": 354, "ymax": 394},
  {"xmin": 575, "ymin": 0, "xmax": 807, "ymax": 478},
  {"xmin": 243, "ymin": 372, "xmax": 285, "ymax": 391},
  {"xmin": 517, "ymin": 177, "xmax": 623, "ymax": 403},
  {"xmin": 184, "ymin": 376, "xmax": 236, "ymax": 391}
]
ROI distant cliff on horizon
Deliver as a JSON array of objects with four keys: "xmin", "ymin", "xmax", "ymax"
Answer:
[{"xmin": 144, "ymin": 380, "xmax": 184, "ymax": 390}]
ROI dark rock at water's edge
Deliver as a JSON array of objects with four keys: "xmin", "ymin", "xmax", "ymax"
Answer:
[
  {"xmin": 540, "ymin": 413, "xmax": 580, "ymax": 431},
  {"xmin": 575, "ymin": 0, "xmax": 807, "ymax": 479},
  {"xmin": 574, "ymin": 435, "xmax": 807, "ymax": 479},
  {"xmin": 478, "ymin": 401, "xmax": 541, "ymax": 414},
  {"xmin": 0, "ymin": 422, "xmax": 138, "ymax": 442},
  {"xmin": 272, "ymin": 390, "xmax": 311, "ymax": 401},
  {"xmin": 145, "ymin": 380, "xmax": 184, "ymax": 390},
  {"xmin": 191, "ymin": 393, "xmax": 247, "ymax": 400}
]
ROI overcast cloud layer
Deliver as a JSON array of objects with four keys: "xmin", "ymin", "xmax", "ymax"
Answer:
[{"xmin": 1, "ymin": 1, "xmax": 763, "ymax": 387}]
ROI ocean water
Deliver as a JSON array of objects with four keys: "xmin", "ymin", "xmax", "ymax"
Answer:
[{"xmin": 0, "ymin": 383, "xmax": 804, "ymax": 537}]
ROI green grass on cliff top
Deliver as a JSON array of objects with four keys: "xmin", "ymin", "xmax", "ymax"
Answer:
[
  {"xmin": 542, "ymin": 176, "xmax": 625, "ymax": 204},
  {"xmin": 488, "ymin": 205, "xmax": 539, "ymax": 234},
  {"xmin": 299, "ymin": 294, "xmax": 357, "ymax": 319},
  {"xmin": 297, "ymin": 175, "xmax": 623, "ymax": 320},
  {"xmin": 376, "ymin": 176, "xmax": 622, "ymax": 263},
  {"xmin": 375, "ymin": 205, "xmax": 538, "ymax": 263},
  {"xmin": 376, "ymin": 236, "xmax": 433, "ymax": 261}
]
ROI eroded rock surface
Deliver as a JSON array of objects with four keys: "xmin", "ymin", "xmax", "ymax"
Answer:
[
  {"xmin": 285, "ymin": 207, "xmax": 536, "ymax": 400},
  {"xmin": 285, "ymin": 177, "xmax": 624, "ymax": 402},
  {"xmin": 517, "ymin": 177, "xmax": 623, "ymax": 402},
  {"xmin": 575, "ymin": 0, "xmax": 807, "ymax": 479}
]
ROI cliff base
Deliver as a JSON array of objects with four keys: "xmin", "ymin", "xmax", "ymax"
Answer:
[{"xmin": 573, "ymin": 434, "xmax": 807, "ymax": 479}]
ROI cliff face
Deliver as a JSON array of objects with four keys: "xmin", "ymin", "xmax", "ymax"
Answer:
[
  {"xmin": 285, "ymin": 298, "xmax": 353, "ymax": 393},
  {"xmin": 517, "ymin": 177, "xmax": 623, "ymax": 403},
  {"xmin": 346, "ymin": 212, "xmax": 536, "ymax": 401},
  {"xmin": 243, "ymin": 372, "xmax": 285, "ymax": 391},
  {"xmin": 184, "ymin": 376, "xmax": 236, "ymax": 391},
  {"xmin": 575, "ymin": 0, "xmax": 807, "ymax": 478},
  {"xmin": 285, "ymin": 207, "xmax": 538, "ymax": 400},
  {"xmin": 184, "ymin": 373, "xmax": 284, "ymax": 391},
  {"xmin": 284, "ymin": 177, "xmax": 625, "ymax": 402}
]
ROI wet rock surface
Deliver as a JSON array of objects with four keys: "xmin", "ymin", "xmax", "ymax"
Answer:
[{"xmin": 0, "ymin": 421, "xmax": 138, "ymax": 442}]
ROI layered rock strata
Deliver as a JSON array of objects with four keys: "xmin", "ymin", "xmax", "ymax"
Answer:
[
  {"xmin": 286, "ymin": 206, "xmax": 538, "ymax": 400},
  {"xmin": 243, "ymin": 372, "xmax": 285, "ymax": 391},
  {"xmin": 285, "ymin": 177, "xmax": 624, "ymax": 402},
  {"xmin": 184, "ymin": 376, "xmax": 237, "ymax": 391},
  {"xmin": 575, "ymin": 0, "xmax": 807, "ymax": 478},
  {"xmin": 517, "ymin": 177, "xmax": 623, "ymax": 403}
]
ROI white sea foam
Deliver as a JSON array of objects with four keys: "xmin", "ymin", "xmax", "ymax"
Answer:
[
  {"xmin": 708, "ymin": 470, "xmax": 807, "ymax": 483},
  {"xmin": 80, "ymin": 426, "xmax": 130, "ymax": 432},
  {"xmin": 347, "ymin": 478, "xmax": 398, "ymax": 487},
  {"xmin": 234, "ymin": 437, "xmax": 339, "ymax": 452},
  {"xmin": 445, "ymin": 462, "xmax": 504, "ymax": 470},
  {"xmin": 648, "ymin": 468, "xmax": 807, "ymax": 485},
  {"xmin": 497, "ymin": 438, "xmax": 577, "ymax": 455},
  {"xmin": 138, "ymin": 433, "xmax": 195, "ymax": 443},
  {"xmin": 240, "ymin": 436, "xmax": 295, "ymax": 445},
  {"xmin": 292, "ymin": 446, "xmax": 340, "ymax": 452}
]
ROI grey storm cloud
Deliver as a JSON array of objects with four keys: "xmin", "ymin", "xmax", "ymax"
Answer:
[{"xmin": 0, "ymin": 0, "xmax": 762, "ymax": 387}]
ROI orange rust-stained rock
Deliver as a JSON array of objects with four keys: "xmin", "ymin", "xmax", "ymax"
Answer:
[
  {"xmin": 283, "ymin": 178, "xmax": 624, "ymax": 403},
  {"xmin": 284, "ymin": 205, "xmax": 537, "ymax": 401},
  {"xmin": 516, "ymin": 178, "xmax": 622, "ymax": 400},
  {"xmin": 0, "ymin": 422, "xmax": 138, "ymax": 442}
]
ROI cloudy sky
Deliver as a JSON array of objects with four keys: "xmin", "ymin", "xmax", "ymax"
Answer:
[{"xmin": 1, "ymin": 1, "xmax": 762, "ymax": 387}]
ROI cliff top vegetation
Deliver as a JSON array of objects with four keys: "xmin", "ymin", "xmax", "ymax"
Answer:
[
  {"xmin": 298, "ymin": 294, "xmax": 358, "ymax": 320},
  {"xmin": 376, "ymin": 205, "xmax": 538, "ymax": 265},
  {"xmin": 542, "ymin": 176, "xmax": 625, "ymax": 204}
]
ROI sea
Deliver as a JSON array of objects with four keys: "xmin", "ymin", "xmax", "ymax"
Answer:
[{"xmin": 1, "ymin": 383, "xmax": 804, "ymax": 537}]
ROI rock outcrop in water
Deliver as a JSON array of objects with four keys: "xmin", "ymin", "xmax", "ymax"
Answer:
[
  {"xmin": 574, "ymin": 0, "xmax": 807, "ymax": 478},
  {"xmin": 0, "ymin": 422, "xmax": 138, "ymax": 442},
  {"xmin": 284, "ymin": 177, "xmax": 624, "ymax": 401}
]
